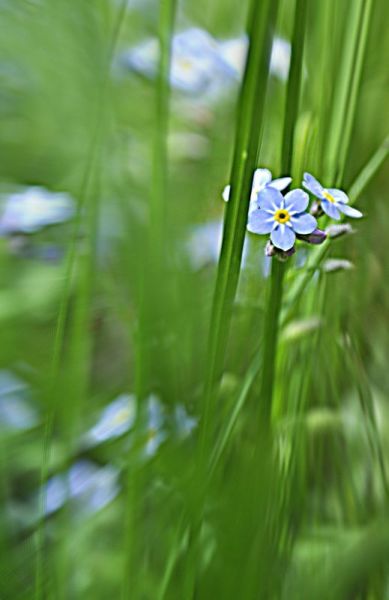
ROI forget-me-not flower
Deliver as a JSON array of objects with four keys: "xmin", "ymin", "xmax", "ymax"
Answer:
[
  {"xmin": 223, "ymin": 168, "xmax": 291, "ymax": 214},
  {"xmin": 248, "ymin": 187, "xmax": 317, "ymax": 251},
  {"xmin": 303, "ymin": 173, "xmax": 363, "ymax": 220},
  {"xmin": 0, "ymin": 187, "xmax": 74, "ymax": 235},
  {"xmin": 119, "ymin": 28, "xmax": 236, "ymax": 96}
]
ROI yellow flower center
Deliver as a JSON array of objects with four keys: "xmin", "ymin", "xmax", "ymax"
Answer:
[
  {"xmin": 322, "ymin": 190, "xmax": 335, "ymax": 203},
  {"xmin": 179, "ymin": 58, "xmax": 193, "ymax": 72},
  {"xmin": 274, "ymin": 209, "xmax": 290, "ymax": 224}
]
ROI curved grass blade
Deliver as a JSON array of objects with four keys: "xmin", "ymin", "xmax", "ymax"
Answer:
[{"xmin": 199, "ymin": 0, "xmax": 279, "ymax": 452}]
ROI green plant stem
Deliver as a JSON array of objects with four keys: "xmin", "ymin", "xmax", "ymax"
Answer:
[
  {"xmin": 199, "ymin": 0, "xmax": 279, "ymax": 459},
  {"xmin": 258, "ymin": 259, "xmax": 286, "ymax": 422},
  {"xmin": 258, "ymin": 0, "xmax": 307, "ymax": 425}
]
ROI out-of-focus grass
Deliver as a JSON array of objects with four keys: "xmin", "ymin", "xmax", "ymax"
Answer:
[{"xmin": 0, "ymin": 0, "xmax": 388, "ymax": 598}]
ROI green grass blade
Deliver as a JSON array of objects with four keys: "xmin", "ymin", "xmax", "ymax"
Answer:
[{"xmin": 200, "ymin": 0, "xmax": 279, "ymax": 450}]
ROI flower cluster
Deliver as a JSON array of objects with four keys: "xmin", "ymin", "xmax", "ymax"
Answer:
[{"xmin": 224, "ymin": 169, "xmax": 363, "ymax": 258}]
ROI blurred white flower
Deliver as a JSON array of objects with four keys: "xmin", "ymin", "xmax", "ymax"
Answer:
[
  {"xmin": 43, "ymin": 460, "xmax": 120, "ymax": 517},
  {"xmin": 0, "ymin": 187, "xmax": 75, "ymax": 234},
  {"xmin": 0, "ymin": 370, "xmax": 38, "ymax": 431}
]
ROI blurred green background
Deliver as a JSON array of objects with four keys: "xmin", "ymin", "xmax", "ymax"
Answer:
[{"xmin": 0, "ymin": 0, "xmax": 388, "ymax": 598}]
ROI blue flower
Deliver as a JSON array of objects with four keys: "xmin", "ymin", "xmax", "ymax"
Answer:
[
  {"xmin": 248, "ymin": 187, "xmax": 317, "ymax": 251},
  {"xmin": 84, "ymin": 394, "xmax": 137, "ymax": 446},
  {"xmin": 303, "ymin": 173, "xmax": 363, "ymax": 220},
  {"xmin": 119, "ymin": 28, "xmax": 236, "ymax": 96},
  {"xmin": 223, "ymin": 168, "xmax": 291, "ymax": 214},
  {"xmin": 0, "ymin": 187, "xmax": 75, "ymax": 234}
]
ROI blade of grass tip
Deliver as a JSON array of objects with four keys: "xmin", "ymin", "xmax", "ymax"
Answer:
[
  {"xmin": 209, "ymin": 353, "xmax": 262, "ymax": 476},
  {"xmin": 348, "ymin": 137, "xmax": 389, "ymax": 201},
  {"xmin": 282, "ymin": 136, "xmax": 389, "ymax": 326},
  {"xmin": 199, "ymin": 0, "xmax": 279, "ymax": 458},
  {"xmin": 122, "ymin": 2, "xmax": 177, "ymax": 599},
  {"xmin": 335, "ymin": 0, "xmax": 374, "ymax": 186},
  {"xmin": 258, "ymin": 0, "xmax": 308, "ymax": 426},
  {"xmin": 324, "ymin": 0, "xmax": 365, "ymax": 181},
  {"xmin": 34, "ymin": 4, "xmax": 128, "ymax": 598}
]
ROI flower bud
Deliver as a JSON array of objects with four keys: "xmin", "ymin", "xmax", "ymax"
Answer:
[
  {"xmin": 325, "ymin": 223, "xmax": 354, "ymax": 239},
  {"xmin": 322, "ymin": 259, "xmax": 354, "ymax": 273},
  {"xmin": 265, "ymin": 240, "xmax": 295, "ymax": 261},
  {"xmin": 310, "ymin": 200, "xmax": 324, "ymax": 217},
  {"xmin": 297, "ymin": 228, "xmax": 326, "ymax": 245}
]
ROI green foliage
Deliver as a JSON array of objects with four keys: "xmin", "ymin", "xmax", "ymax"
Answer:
[{"xmin": 0, "ymin": 0, "xmax": 388, "ymax": 598}]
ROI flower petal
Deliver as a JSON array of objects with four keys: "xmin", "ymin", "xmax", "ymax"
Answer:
[
  {"xmin": 284, "ymin": 189, "xmax": 309, "ymax": 213},
  {"xmin": 337, "ymin": 203, "xmax": 363, "ymax": 218},
  {"xmin": 253, "ymin": 168, "xmax": 272, "ymax": 191},
  {"xmin": 222, "ymin": 185, "xmax": 230, "ymax": 201},
  {"xmin": 303, "ymin": 172, "xmax": 324, "ymax": 198},
  {"xmin": 327, "ymin": 188, "xmax": 349, "ymax": 204},
  {"xmin": 247, "ymin": 209, "xmax": 274, "ymax": 234},
  {"xmin": 321, "ymin": 200, "xmax": 341, "ymax": 220},
  {"xmin": 271, "ymin": 223, "xmax": 296, "ymax": 251},
  {"xmin": 291, "ymin": 212, "xmax": 317, "ymax": 234},
  {"xmin": 257, "ymin": 186, "xmax": 283, "ymax": 212},
  {"xmin": 269, "ymin": 176, "xmax": 292, "ymax": 191}
]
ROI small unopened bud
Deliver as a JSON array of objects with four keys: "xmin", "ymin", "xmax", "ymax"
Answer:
[
  {"xmin": 322, "ymin": 258, "xmax": 354, "ymax": 273},
  {"xmin": 265, "ymin": 241, "xmax": 277, "ymax": 257},
  {"xmin": 265, "ymin": 240, "xmax": 295, "ymax": 261},
  {"xmin": 310, "ymin": 201, "xmax": 324, "ymax": 217},
  {"xmin": 297, "ymin": 228, "xmax": 327, "ymax": 245},
  {"xmin": 325, "ymin": 223, "xmax": 354, "ymax": 239}
]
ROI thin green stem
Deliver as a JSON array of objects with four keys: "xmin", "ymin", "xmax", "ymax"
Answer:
[
  {"xmin": 200, "ymin": 0, "xmax": 279, "ymax": 459},
  {"xmin": 258, "ymin": 0, "xmax": 307, "ymax": 425}
]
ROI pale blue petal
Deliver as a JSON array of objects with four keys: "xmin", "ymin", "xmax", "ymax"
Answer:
[
  {"xmin": 321, "ymin": 200, "xmax": 341, "ymax": 220},
  {"xmin": 337, "ymin": 203, "xmax": 363, "ymax": 218},
  {"xmin": 284, "ymin": 189, "xmax": 309, "ymax": 213},
  {"xmin": 271, "ymin": 224, "xmax": 296, "ymax": 251},
  {"xmin": 291, "ymin": 213, "xmax": 317, "ymax": 234},
  {"xmin": 303, "ymin": 172, "xmax": 324, "ymax": 198},
  {"xmin": 247, "ymin": 210, "xmax": 274, "ymax": 234},
  {"xmin": 253, "ymin": 168, "xmax": 272, "ymax": 190},
  {"xmin": 327, "ymin": 188, "xmax": 349, "ymax": 204},
  {"xmin": 257, "ymin": 186, "xmax": 283, "ymax": 212},
  {"xmin": 269, "ymin": 177, "xmax": 292, "ymax": 191}
]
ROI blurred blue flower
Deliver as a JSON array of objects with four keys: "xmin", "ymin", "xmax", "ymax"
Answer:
[
  {"xmin": 0, "ymin": 187, "xmax": 75, "ymax": 235},
  {"xmin": 174, "ymin": 404, "xmax": 197, "ymax": 439},
  {"xmin": 219, "ymin": 35, "xmax": 291, "ymax": 82},
  {"xmin": 223, "ymin": 168, "xmax": 291, "ymax": 213},
  {"xmin": 248, "ymin": 187, "xmax": 317, "ymax": 251},
  {"xmin": 143, "ymin": 395, "xmax": 167, "ymax": 457},
  {"xmin": 84, "ymin": 394, "xmax": 137, "ymax": 446},
  {"xmin": 119, "ymin": 28, "xmax": 236, "ymax": 96},
  {"xmin": 43, "ymin": 460, "xmax": 120, "ymax": 518},
  {"xmin": 186, "ymin": 219, "xmax": 252, "ymax": 270},
  {"xmin": 303, "ymin": 173, "xmax": 363, "ymax": 220},
  {"xmin": 0, "ymin": 370, "xmax": 38, "ymax": 431}
]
